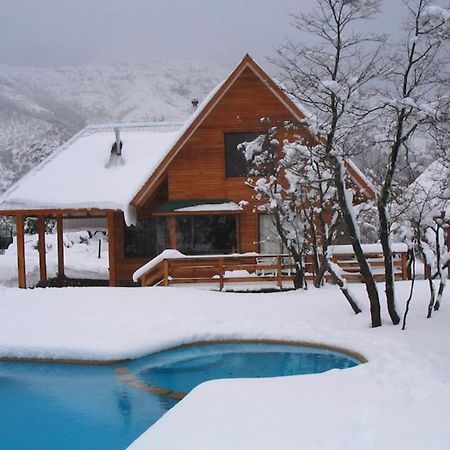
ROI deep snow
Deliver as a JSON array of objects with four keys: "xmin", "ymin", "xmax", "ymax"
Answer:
[
  {"xmin": 0, "ymin": 280, "xmax": 448, "ymax": 450},
  {"xmin": 0, "ymin": 232, "xmax": 109, "ymax": 287}
]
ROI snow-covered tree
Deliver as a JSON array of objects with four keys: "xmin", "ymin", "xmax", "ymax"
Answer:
[
  {"xmin": 240, "ymin": 122, "xmax": 361, "ymax": 314},
  {"xmin": 393, "ymin": 158, "xmax": 450, "ymax": 324},
  {"xmin": 274, "ymin": 0, "xmax": 384, "ymax": 326},
  {"xmin": 372, "ymin": 0, "xmax": 450, "ymax": 325}
]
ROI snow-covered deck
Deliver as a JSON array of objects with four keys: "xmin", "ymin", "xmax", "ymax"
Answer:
[
  {"xmin": 0, "ymin": 282, "xmax": 448, "ymax": 449},
  {"xmin": 133, "ymin": 245, "xmax": 409, "ymax": 289}
]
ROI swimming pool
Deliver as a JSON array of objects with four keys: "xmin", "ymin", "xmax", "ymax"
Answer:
[{"xmin": 0, "ymin": 342, "xmax": 360, "ymax": 450}]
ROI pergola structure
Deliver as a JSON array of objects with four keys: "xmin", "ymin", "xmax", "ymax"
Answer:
[{"xmin": 0, "ymin": 208, "xmax": 118, "ymax": 288}]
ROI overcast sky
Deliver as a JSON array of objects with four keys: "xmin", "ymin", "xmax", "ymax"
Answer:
[{"xmin": 0, "ymin": 1, "xmax": 414, "ymax": 71}]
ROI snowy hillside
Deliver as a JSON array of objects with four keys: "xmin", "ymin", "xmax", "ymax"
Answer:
[{"xmin": 0, "ymin": 60, "xmax": 226, "ymax": 191}]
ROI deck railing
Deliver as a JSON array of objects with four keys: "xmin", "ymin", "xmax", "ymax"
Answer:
[{"xmin": 136, "ymin": 246, "xmax": 408, "ymax": 289}]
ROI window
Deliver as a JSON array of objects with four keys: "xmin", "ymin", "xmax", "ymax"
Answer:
[
  {"xmin": 258, "ymin": 214, "xmax": 286, "ymax": 254},
  {"xmin": 124, "ymin": 218, "xmax": 169, "ymax": 259},
  {"xmin": 176, "ymin": 215, "xmax": 237, "ymax": 255},
  {"xmin": 224, "ymin": 132, "xmax": 262, "ymax": 177}
]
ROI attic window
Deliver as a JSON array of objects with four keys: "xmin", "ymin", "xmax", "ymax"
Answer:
[
  {"xmin": 225, "ymin": 132, "xmax": 261, "ymax": 177},
  {"xmin": 224, "ymin": 132, "xmax": 275, "ymax": 178}
]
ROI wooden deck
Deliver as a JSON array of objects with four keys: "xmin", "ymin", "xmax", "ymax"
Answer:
[{"xmin": 137, "ymin": 249, "xmax": 409, "ymax": 290}]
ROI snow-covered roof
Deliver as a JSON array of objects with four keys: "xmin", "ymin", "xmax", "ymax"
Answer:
[
  {"xmin": 0, "ymin": 70, "xmax": 226, "ymax": 224},
  {"xmin": 402, "ymin": 160, "xmax": 450, "ymax": 222},
  {"xmin": 0, "ymin": 123, "xmax": 182, "ymax": 224},
  {"xmin": 0, "ymin": 54, "xmax": 376, "ymax": 224}
]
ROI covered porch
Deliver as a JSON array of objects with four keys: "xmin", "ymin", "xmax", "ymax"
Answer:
[{"xmin": 0, "ymin": 208, "xmax": 118, "ymax": 288}]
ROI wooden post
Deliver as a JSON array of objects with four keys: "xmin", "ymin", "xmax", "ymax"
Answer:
[
  {"xmin": 56, "ymin": 215, "xmax": 65, "ymax": 279},
  {"xmin": 400, "ymin": 252, "xmax": 408, "ymax": 281},
  {"xmin": 16, "ymin": 214, "xmax": 26, "ymax": 289},
  {"xmin": 163, "ymin": 259, "xmax": 169, "ymax": 286},
  {"xmin": 169, "ymin": 216, "xmax": 177, "ymax": 249},
  {"xmin": 107, "ymin": 212, "xmax": 117, "ymax": 287},
  {"xmin": 277, "ymin": 255, "xmax": 282, "ymax": 289},
  {"xmin": 219, "ymin": 258, "xmax": 224, "ymax": 291},
  {"xmin": 37, "ymin": 216, "xmax": 47, "ymax": 283},
  {"xmin": 425, "ymin": 263, "xmax": 431, "ymax": 280}
]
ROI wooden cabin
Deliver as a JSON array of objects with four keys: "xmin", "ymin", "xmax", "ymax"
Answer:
[{"xmin": 0, "ymin": 55, "xmax": 378, "ymax": 288}]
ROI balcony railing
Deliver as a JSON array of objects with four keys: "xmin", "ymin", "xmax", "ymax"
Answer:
[{"xmin": 135, "ymin": 245, "xmax": 408, "ymax": 290}]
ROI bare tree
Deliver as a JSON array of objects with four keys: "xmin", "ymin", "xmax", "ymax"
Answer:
[
  {"xmin": 393, "ymin": 157, "xmax": 449, "ymax": 324},
  {"xmin": 373, "ymin": 0, "xmax": 450, "ymax": 325},
  {"xmin": 274, "ymin": 0, "xmax": 385, "ymax": 327}
]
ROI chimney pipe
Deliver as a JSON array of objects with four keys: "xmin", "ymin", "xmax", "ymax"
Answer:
[
  {"xmin": 114, "ymin": 127, "xmax": 122, "ymax": 155},
  {"xmin": 191, "ymin": 98, "xmax": 199, "ymax": 109}
]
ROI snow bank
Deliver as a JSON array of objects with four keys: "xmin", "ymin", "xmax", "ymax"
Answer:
[{"xmin": 0, "ymin": 282, "xmax": 448, "ymax": 450}]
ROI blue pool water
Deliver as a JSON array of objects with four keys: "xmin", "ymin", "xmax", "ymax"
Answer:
[{"xmin": 0, "ymin": 342, "xmax": 359, "ymax": 450}]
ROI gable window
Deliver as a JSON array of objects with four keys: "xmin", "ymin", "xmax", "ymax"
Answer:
[
  {"xmin": 225, "ymin": 132, "xmax": 276, "ymax": 178},
  {"xmin": 124, "ymin": 218, "xmax": 169, "ymax": 259},
  {"xmin": 224, "ymin": 132, "xmax": 262, "ymax": 177}
]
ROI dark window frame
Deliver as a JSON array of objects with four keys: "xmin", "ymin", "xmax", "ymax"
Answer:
[
  {"xmin": 224, "ymin": 131, "xmax": 263, "ymax": 178},
  {"xmin": 176, "ymin": 214, "xmax": 238, "ymax": 255},
  {"xmin": 123, "ymin": 217, "xmax": 169, "ymax": 259}
]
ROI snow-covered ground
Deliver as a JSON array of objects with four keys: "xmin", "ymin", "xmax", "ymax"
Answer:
[
  {"xmin": 0, "ymin": 232, "xmax": 108, "ymax": 287},
  {"xmin": 0, "ymin": 280, "xmax": 448, "ymax": 449}
]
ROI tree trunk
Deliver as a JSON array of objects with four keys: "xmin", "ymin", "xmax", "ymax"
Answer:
[
  {"xmin": 293, "ymin": 263, "xmax": 305, "ymax": 290},
  {"xmin": 330, "ymin": 155, "xmax": 381, "ymax": 327},
  {"xmin": 314, "ymin": 262, "xmax": 327, "ymax": 288},
  {"xmin": 434, "ymin": 280, "xmax": 445, "ymax": 311},
  {"xmin": 433, "ymin": 223, "xmax": 446, "ymax": 312},
  {"xmin": 273, "ymin": 214, "xmax": 306, "ymax": 290},
  {"xmin": 378, "ymin": 203, "xmax": 400, "ymax": 324},
  {"xmin": 402, "ymin": 249, "xmax": 416, "ymax": 330},
  {"xmin": 426, "ymin": 276, "xmax": 435, "ymax": 319},
  {"xmin": 325, "ymin": 260, "xmax": 361, "ymax": 314}
]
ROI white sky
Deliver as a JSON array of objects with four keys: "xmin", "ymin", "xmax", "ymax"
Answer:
[{"xmin": 0, "ymin": 1, "xmax": 414, "ymax": 71}]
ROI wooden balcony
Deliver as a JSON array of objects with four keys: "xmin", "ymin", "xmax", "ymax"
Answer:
[{"xmin": 135, "ymin": 245, "xmax": 409, "ymax": 290}]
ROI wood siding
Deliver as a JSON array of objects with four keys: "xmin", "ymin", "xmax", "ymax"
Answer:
[
  {"xmin": 166, "ymin": 67, "xmax": 298, "ymax": 253},
  {"xmin": 111, "ymin": 67, "xmax": 305, "ymax": 283}
]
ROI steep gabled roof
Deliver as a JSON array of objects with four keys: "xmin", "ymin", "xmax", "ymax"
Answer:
[
  {"xmin": 131, "ymin": 54, "xmax": 375, "ymax": 207},
  {"xmin": 0, "ymin": 54, "xmax": 375, "ymax": 222}
]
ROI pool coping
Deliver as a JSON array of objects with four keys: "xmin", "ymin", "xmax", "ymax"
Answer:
[{"xmin": 0, "ymin": 339, "xmax": 367, "ymax": 365}]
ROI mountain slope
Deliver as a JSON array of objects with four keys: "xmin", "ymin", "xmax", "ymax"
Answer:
[{"xmin": 0, "ymin": 60, "xmax": 226, "ymax": 192}]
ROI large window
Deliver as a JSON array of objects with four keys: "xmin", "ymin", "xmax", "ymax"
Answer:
[
  {"xmin": 224, "ymin": 132, "xmax": 262, "ymax": 177},
  {"xmin": 176, "ymin": 215, "xmax": 237, "ymax": 255},
  {"xmin": 124, "ymin": 218, "xmax": 169, "ymax": 259}
]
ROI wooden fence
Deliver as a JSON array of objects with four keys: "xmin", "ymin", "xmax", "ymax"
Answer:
[{"xmin": 137, "ymin": 248, "xmax": 408, "ymax": 289}]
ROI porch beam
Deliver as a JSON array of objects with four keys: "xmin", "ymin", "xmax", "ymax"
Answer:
[
  {"xmin": 15, "ymin": 215, "xmax": 26, "ymax": 288},
  {"xmin": 37, "ymin": 216, "xmax": 47, "ymax": 283},
  {"xmin": 56, "ymin": 215, "xmax": 65, "ymax": 278},
  {"xmin": 107, "ymin": 211, "xmax": 117, "ymax": 286},
  {"xmin": 0, "ymin": 207, "xmax": 111, "ymax": 217}
]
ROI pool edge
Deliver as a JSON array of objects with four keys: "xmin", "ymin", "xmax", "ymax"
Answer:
[{"xmin": 0, "ymin": 339, "xmax": 367, "ymax": 365}]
